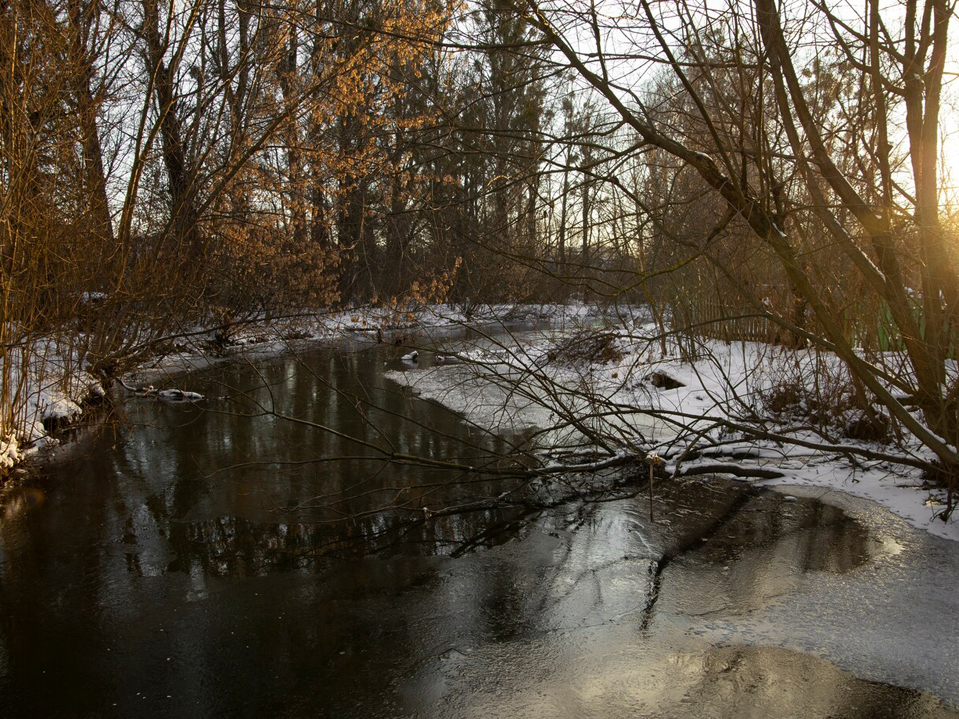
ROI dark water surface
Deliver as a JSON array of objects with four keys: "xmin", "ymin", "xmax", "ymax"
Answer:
[{"xmin": 0, "ymin": 342, "xmax": 956, "ymax": 717}]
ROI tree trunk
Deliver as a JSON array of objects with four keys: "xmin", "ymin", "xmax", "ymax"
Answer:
[
  {"xmin": 67, "ymin": 0, "xmax": 113, "ymax": 249},
  {"xmin": 143, "ymin": 0, "xmax": 197, "ymax": 256}
]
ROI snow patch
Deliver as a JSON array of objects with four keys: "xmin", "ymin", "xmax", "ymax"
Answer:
[
  {"xmin": 384, "ymin": 320, "xmax": 959, "ymax": 541},
  {"xmin": 0, "ymin": 435, "xmax": 20, "ymax": 470}
]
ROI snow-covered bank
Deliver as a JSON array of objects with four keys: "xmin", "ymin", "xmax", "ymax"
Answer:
[
  {"xmin": 0, "ymin": 302, "xmax": 599, "ymax": 475},
  {"xmin": 1, "ymin": 342, "xmax": 105, "ymax": 472},
  {"xmin": 759, "ymin": 464, "xmax": 958, "ymax": 540},
  {"xmin": 124, "ymin": 301, "xmax": 602, "ymax": 386},
  {"xmin": 385, "ymin": 321, "xmax": 959, "ymax": 542}
]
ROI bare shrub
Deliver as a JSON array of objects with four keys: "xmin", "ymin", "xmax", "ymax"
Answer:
[
  {"xmin": 547, "ymin": 331, "xmax": 624, "ymax": 366},
  {"xmin": 760, "ymin": 355, "xmax": 889, "ymax": 443}
]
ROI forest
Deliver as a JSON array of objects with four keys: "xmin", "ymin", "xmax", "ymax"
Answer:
[
  {"xmin": 3, "ymin": 0, "xmax": 959, "ymax": 715},
  {"xmin": 4, "ymin": 0, "xmax": 959, "ymax": 502}
]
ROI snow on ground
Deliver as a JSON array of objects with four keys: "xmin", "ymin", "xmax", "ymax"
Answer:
[
  {"xmin": 2, "ymin": 341, "xmax": 103, "ymax": 459},
  {"xmin": 758, "ymin": 463, "xmax": 959, "ymax": 541},
  {"xmin": 222, "ymin": 302, "xmax": 594, "ymax": 344},
  {"xmin": 385, "ymin": 318, "xmax": 959, "ymax": 542},
  {"xmin": 129, "ymin": 302, "xmax": 599, "ymax": 385},
  {"xmin": 0, "ymin": 435, "xmax": 20, "ymax": 470}
]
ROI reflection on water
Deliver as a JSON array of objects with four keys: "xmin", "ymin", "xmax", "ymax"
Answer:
[
  {"xmin": 429, "ymin": 642, "xmax": 957, "ymax": 719},
  {"xmin": 162, "ymin": 506, "xmax": 535, "ymax": 577},
  {"xmin": 659, "ymin": 489, "xmax": 875, "ymax": 619},
  {"xmin": 693, "ymin": 494, "xmax": 869, "ymax": 573},
  {"xmin": 0, "ymin": 341, "xmax": 953, "ymax": 718},
  {"xmin": 681, "ymin": 646, "xmax": 953, "ymax": 719}
]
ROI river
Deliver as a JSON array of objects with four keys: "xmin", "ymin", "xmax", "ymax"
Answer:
[{"xmin": 0, "ymin": 336, "xmax": 957, "ymax": 717}]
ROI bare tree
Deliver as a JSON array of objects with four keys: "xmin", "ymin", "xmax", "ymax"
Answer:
[{"xmin": 502, "ymin": 0, "xmax": 959, "ymax": 491}]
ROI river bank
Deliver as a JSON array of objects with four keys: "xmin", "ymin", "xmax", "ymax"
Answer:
[{"xmin": 386, "ymin": 323, "xmax": 959, "ymax": 542}]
